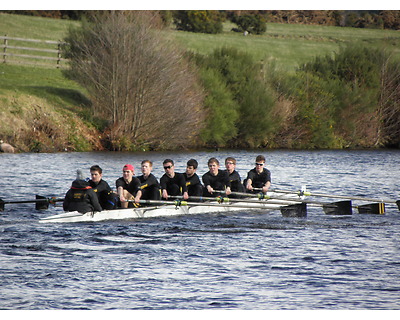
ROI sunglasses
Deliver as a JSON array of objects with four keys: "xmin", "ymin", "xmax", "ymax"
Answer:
[
  {"xmin": 255, "ymin": 163, "xmax": 264, "ymax": 166},
  {"xmin": 163, "ymin": 165, "xmax": 172, "ymax": 170}
]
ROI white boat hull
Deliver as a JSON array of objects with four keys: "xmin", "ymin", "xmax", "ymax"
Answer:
[{"xmin": 39, "ymin": 197, "xmax": 302, "ymax": 223}]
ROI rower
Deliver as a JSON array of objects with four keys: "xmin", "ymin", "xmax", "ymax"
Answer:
[
  {"xmin": 134, "ymin": 160, "xmax": 161, "ymax": 203},
  {"xmin": 183, "ymin": 159, "xmax": 203, "ymax": 197},
  {"xmin": 202, "ymin": 157, "xmax": 231, "ymax": 197},
  {"xmin": 244, "ymin": 155, "xmax": 271, "ymax": 194},
  {"xmin": 224, "ymin": 157, "xmax": 245, "ymax": 194},
  {"xmin": 160, "ymin": 159, "xmax": 189, "ymax": 200},
  {"xmin": 89, "ymin": 165, "xmax": 117, "ymax": 210},
  {"xmin": 116, "ymin": 164, "xmax": 141, "ymax": 209}
]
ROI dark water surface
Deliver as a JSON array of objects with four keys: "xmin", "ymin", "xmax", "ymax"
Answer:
[{"xmin": 1, "ymin": 150, "xmax": 400, "ymax": 310}]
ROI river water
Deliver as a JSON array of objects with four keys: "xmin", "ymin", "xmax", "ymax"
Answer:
[{"xmin": 1, "ymin": 149, "xmax": 400, "ymax": 310}]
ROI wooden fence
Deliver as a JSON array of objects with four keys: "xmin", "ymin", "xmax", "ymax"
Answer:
[{"xmin": 1, "ymin": 35, "xmax": 67, "ymax": 68}]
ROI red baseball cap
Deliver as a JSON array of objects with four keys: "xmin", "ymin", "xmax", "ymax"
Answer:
[{"xmin": 123, "ymin": 164, "xmax": 134, "ymax": 172}]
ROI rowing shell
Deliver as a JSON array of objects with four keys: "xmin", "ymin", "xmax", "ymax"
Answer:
[{"xmin": 39, "ymin": 198, "xmax": 302, "ymax": 223}]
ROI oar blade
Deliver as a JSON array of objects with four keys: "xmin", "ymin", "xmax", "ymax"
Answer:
[
  {"xmin": 35, "ymin": 195, "xmax": 49, "ymax": 210},
  {"xmin": 357, "ymin": 203, "xmax": 385, "ymax": 215},
  {"xmin": 280, "ymin": 203, "xmax": 307, "ymax": 218},
  {"xmin": 323, "ymin": 200, "xmax": 352, "ymax": 215},
  {"xmin": 0, "ymin": 198, "xmax": 4, "ymax": 212}
]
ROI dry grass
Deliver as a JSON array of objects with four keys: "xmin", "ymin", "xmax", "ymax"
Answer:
[{"xmin": 0, "ymin": 92, "xmax": 102, "ymax": 152}]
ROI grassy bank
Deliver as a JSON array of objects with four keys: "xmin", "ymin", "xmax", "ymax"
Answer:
[
  {"xmin": 1, "ymin": 12, "xmax": 400, "ymax": 152},
  {"xmin": 0, "ymin": 64, "xmax": 102, "ymax": 152}
]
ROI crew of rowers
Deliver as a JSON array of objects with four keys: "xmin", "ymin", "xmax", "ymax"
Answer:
[{"xmin": 63, "ymin": 155, "xmax": 271, "ymax": 213}]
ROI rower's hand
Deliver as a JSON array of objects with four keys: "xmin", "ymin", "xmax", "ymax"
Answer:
[
  {"xmin": 262, "ymin": 185, "xmax": 269, "ymax": 193},
  {"xmin": 207, "ymin": 185, "xmax": 214, "ymax": 194},
  {"xmin": 225, "ymin": 187, "xmax": 231, "ymax": 196},
  {"xmin": 183, "ymin": 192, "xmax": 189, "ymax": 200},
  {"xmin": 162, "ymin": 190, "xmax": 169, "ymax": 199},
  {"xmin": 134, "ymin": 196, "xmax": 141, "ymax": 203},
  {"xmin": 246, "ymin": 184, "xmax": 253, "ymax": 191}
]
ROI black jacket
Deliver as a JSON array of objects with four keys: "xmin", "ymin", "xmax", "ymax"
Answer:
[{"xmin": 63, "ymin": 179, "xmax": 102, "ymax": 213}]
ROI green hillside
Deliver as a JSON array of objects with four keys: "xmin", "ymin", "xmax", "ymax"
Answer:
[
  {"xmin": 171, "ymin": 23, "xmax": 400, "ymax": 71},
  {"xmin": 1, "ymin": 12, "xmax": 399, "ymax": 71},
  {"xmin": 0, "ymin": 13, "xmax": 79, "ymax": 39},
  {"xmin": 1, "ymin": 12, "xmax": 399, "ymax": 152}
]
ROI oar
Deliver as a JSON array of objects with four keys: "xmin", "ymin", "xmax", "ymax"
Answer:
[
  {"xmin": 270, "ymin": 187, "xmax": 397, "ymax": 204},
  {"xmin": 212, "ymin": 190, "xmax": 354, "ymax": 215},
  {"xmin": 168, "ymin": 195, "xmax": 302, "ymax": 206},
  {"xmin": 134, "ymin": 198, "xmax": 283, "ymax": 209},
  {"xmin": 0, "ymin": 195, "xmax": 64, "ymax": 211},
  {"xmin": 213, "ymin": 189, "xmax": 303, "ymax": 201},
  {"xmin": 267, "ymin": 188, "xmax": 398, "ymax": 213},
  {"xmin": 130, "ymin": 199, "xmax": 307, "ymax": 218}
]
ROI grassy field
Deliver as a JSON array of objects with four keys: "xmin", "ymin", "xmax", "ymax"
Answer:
[
  {"xmin": 1, "ymin": 12, "xmax": 400, "ymax": 151},
  {"xmin": 1, "ymin": 12, "xmax": 400, "ymax": 71},
  {"xmin": 0, "ymin": 13, "xmax": 79, "ymax": 39},
  {"xmin": 170, "ymin": 22, "xmax": 400, "ymax": 71}
]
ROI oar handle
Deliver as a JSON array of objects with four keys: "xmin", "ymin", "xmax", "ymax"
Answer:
[
  {"xmin": 169, "ymin": 195, "xmax": 297, "ymax": 206},
  {"xmin": 129, "ymin": 199, "xmax": 190, "ymax": 206},
  {"xmin": 129, "ymin": 198, "xmax": 295, "ymax": 210},
  {"xmin": 0, "ymin": 196, "xmax": 64, "ymax": 205}
]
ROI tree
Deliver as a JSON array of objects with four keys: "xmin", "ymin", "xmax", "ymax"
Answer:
[
  {"xmin": 172, "ymin": 10, "xmax": 223, "ymax": 34},
  {"xmin": 198, "ymin": 68, "xmax": 239, "ymax": 146},
  {"xmin": 377, "ymin": 51, "xmax": 400, "ymax": 146},
  {"xmin": 64, "ymin": 11, "xmax": 204, "ymax": 150},
  {"xmin": 297, "ymin": 44, "xmax": 400, "ymax": 148},
  {"xmin": 193, "ymin": 47, "xmax": 276, "ymax": 148},
  {"xmin": 231, "ymin": 14, "xmax": 267, "ymax": 34}
]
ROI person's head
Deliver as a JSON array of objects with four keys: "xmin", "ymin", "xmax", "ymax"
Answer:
[
  {"xmin": 163, "ymin": 159, "xmax": 175, "ymax": 177},
  {"xmin": 90, "ymin": 165, "xmax": 103, "ymax": 183},
  {"xmin": 73, "ymin": 169, "xmax": 89, "ymax": 187},
  {"xmin": 208, "ymin": 157, "xmax": 220, "ymax": 175},
  {"xmin": 225, "ymin": 157, "xmax": 236, "ymax": 173},
  {"xmin": 255, "ymin": 155, "xmax": 266, "ymax": 173},
  {"xmin": 141, "ymin": 160, "xmax": 153, "ymax": 176},
  {"xmin": 186, "ymin": 159, "xmax": 198, "ymax": 177},
  {"xmin": 122, "ymin": 164, "xmax": 134, "ymax": 181}
]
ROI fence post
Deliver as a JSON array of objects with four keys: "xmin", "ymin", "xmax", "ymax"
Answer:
[
  {"xmin": 57, "ymin": 41, "xmax": 61, "ymax": 68},
  {"xmin": 3, "ymin": 35, "xmax": 7, "ymax": 64}
]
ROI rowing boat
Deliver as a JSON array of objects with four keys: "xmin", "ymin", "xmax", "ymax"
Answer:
[{"xmin": 39, "ymin": 193, "xmax": 305, "ymax": 223}]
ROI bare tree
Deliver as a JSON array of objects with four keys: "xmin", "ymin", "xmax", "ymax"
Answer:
[
  {"xmin": 377, "ymin": 51, "xmax": 400, "ymax": 147},
  {"xmin": 65, "ymin": 11, "xmax": 204, "ymax": 150}
]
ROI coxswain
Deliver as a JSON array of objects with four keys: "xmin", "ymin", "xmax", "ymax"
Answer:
[
  {"xmin": 63, "ymin": 169, "xmax": 102, "ymax": 213},
  {"xmin": 160, "ymin": 159, "xmax": 188, "ymax": 200}
]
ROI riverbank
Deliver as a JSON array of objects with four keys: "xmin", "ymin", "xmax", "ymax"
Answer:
[{"xmin": 2, "ymin": 13, "xmax": 400, "ymax": 152}]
